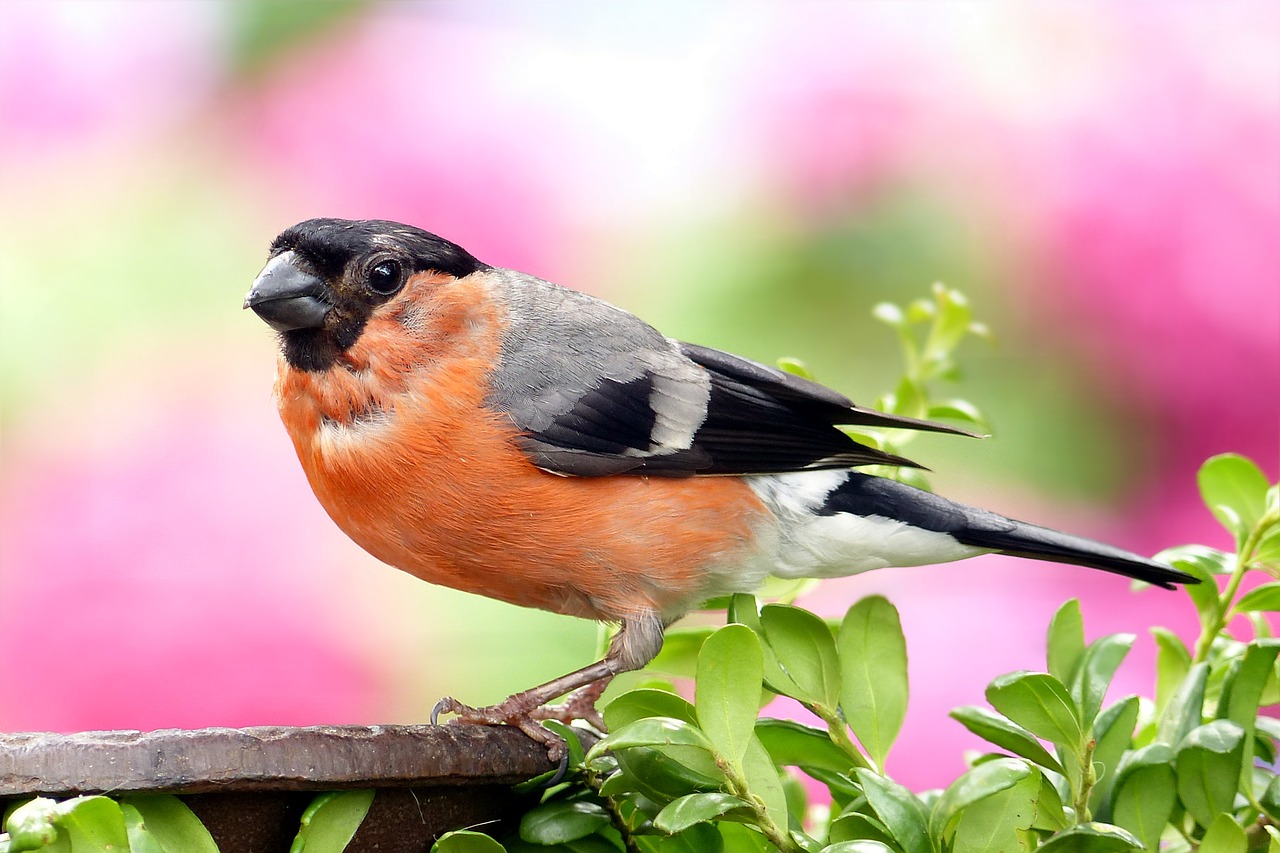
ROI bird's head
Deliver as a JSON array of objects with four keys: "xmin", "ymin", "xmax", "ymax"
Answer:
[{"xmin": 244, "ymin": 218, "xmax": 487, "ymax": 371}]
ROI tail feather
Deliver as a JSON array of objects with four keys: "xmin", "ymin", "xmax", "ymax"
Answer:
[
  {"xmin": 949, "ymin": 518, "xmax": 1193, "ymax": 589},
  {"xmin": 821, "ymin": 473, "xmax": 1197, "ymax": 590}
]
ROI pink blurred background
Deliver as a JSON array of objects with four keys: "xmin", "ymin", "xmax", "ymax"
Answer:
[{"xmin": 1, "ymin": 1, "xmax": 1276, "ymax": 791}]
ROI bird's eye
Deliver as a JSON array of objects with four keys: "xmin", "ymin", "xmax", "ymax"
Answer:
[{"xmin": 367, "ymin": 260, "xmax": 403, "ymax": 296}]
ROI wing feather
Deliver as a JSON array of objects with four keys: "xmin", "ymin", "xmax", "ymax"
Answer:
[{"xmin": 484, "ymin": 269, "xmax": 977, "ymax": 478}]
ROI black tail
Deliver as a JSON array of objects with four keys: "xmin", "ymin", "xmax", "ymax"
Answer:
[{"xmin": 824, "ymin": 474, "xmax": 1198, "ymax": 590}]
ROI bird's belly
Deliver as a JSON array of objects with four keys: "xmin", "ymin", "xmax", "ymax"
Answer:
[
  {"xmin": 288, "ymin": 391, "xmax": 774, "ymax": 623},
  {"xmin": 746, "ymin": 471, "xmax": 988, "ymax": 578}
]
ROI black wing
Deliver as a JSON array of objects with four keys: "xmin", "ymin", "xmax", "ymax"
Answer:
[{"xmin": 508, "ymin": 339, "xmax": 978, "ymax": 478}]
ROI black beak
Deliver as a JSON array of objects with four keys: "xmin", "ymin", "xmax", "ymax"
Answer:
[{"xmin": 244, "ymin": 251, "xmax": 333, "ymax": 332}]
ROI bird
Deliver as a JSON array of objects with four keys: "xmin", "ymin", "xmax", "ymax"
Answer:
[{"xmin": 244, "ymin": 217, "xmax": 1195, "ymax": 760}]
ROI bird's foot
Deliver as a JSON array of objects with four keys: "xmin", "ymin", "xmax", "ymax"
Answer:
[
  {"xmin": 528, "ymin": 678, "xmax": 611, "ymax": 731},
  {"xmin": 432, "ymin": 676, "xmax": 612, "ymax": 768},
  {"xmin": 431, "ymin": 658, "xmax": 618, "ymax": 778},
  {"xmin": 431, "ymin": 692, "xmax": 571, "ymax": 761}
]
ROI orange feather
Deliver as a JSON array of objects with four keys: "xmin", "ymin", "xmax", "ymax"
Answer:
[{"xmin": 275, "ymin": 271, "xmax": 769, "ymax": 623}]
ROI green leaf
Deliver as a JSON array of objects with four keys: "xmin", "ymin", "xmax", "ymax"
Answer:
[
  {"xmin": 822, "ymin": 842, "xmax": 896, "ymax": 853},
  {"xmin": 827, "ymin": 812, "xmax": 896, "ymax": 846},
  {"xmin": 838, "ymin": 596, "xmax": 909, "ymax": 770},
  {"xmin": 1199, "ymin": 813, "xmax": 1248, "ymax": 853},
  {"xmin": 1046, "ymin": 600, "xmax": 1085, "ymax": 686},
  {"xmin": 1219, "ymin": 639, "xmax": 1280, "ymax": 789},
  {"xmin": 925, "ymin": 284, "xmax": 973, "ymax": 360},
  {"xmin": 291, "ymin": 790, "xmax": 374, "ymax": 853},
  {"xmin": 648, "ymin": 823, "xmax": 725, "ymax": 852},
  {"xmin": 5, "ymin": 798, "xmax": 61, "ymax": 851},
  {"xmin": 781, "ymin": 773, "xmax": 809, "ymax": 836},
  {"xmin": 949, "ymin": 705, "xmax": 1065, "ymax": 774},
  {"xmin": 519, "ymin": 800, "xmax": 610, "ymax": 845},
  {"xmin": 1033, "ymin": 822, "xmax": 1144, "ymax": 852},
  {"xmin": 1198, "ymin": 453, "xmax": 1270, "ymax": 545},
  {"xmin": 1071, "ymin": 634, "xmax": 1134, "ymax": 729},
  {"xmin": 696, "ymin": 624, "xmax": 764, "ymax": 771},
  {"xmin": 906, "ymin": 297, "xmax": 936, "ymax": 324},
  {"xmin": 985, "ymin": 672, "xmax": 1083, "ymax": 756},
  {"xmin": 891, "ymin": 377, "xmax": 927, "ymax": 419},
  {"xmin": 755, "ymin": 719, "xmax": 853, "ymax": 773},
  {"xmin": 431, "ymin": 830, "xmax": 508, "ymax": 852},
  {"xmin": 598, "ymin": 717, "xmax": 717, "ymax": 755},
  {"xmin": 612, "ymin": 749, "xmax": 724, "ymax": 804},
  {"xmin": 727, "ymin": 593, "xmax": 759, "ymax": 625},
  {"xmin": 1260, "ymin": 715, "xmax": 1280, "ymax": 748},
  {"xmin": 1262, "ymin": 773, "xmax": 1280, "ymax": 822},
  {"xmin": 808, "ymin": 767, "xmax": 863, "ymax": 808},
  {"xmin": 760, "ymin": 604, "xmax": 842, "ymax": 708},
  {"xmin": 1156, "ymin": 661, "xmax": 1208, "ymax": 746},
  {"xmin": 950, "ymin": 770, "xmax": 1040, "ymax": 853},
  {"xmin": 714, "ymin": 823, "xmax": 771, "ymax": 852},
  {"xmin": 604, "ymin": 718, "xmax": 725, "ymax": 802},
  {"xmin": 1158, "ymin": 544, "xmax": 1235, "ymax": 576},
  {"xmin": 604, "ymin": 688, "xmax": 697, "ymax": 730},
  {"xmin": 854, "ymin": 770, "xmax": 931, "ymax": 853},
  {"xmin": 730, "ymin": 597, "xmax": 806, "ymax": 698},
  {"xmin": 1234, "ymin": 582, "xmax": 1280, "ymax": 613},
  {"xmin": 646, "ymin": 627, "xmax": 713, "ymax": 679},
  {"xmin": 542, "ymin": 720, "xmax": 588, "ymax": 772},
  {"xmin": 872, "ymin": 302, "xmax": 906, "ymax": 330},
  {"xmin": 120, "ymin": 804, "xmax": 167, "ymax": 853},
  {"xmin": 1255, "ymin": 526, "xmax": 1280, "ymax": 568},
  {"xmin": 926, "ymin": 399, "xmax": 989, "ymax": 432},
  {"xmin": 1110, "ymin": 745, "xmax": 1176, "ymax": 852},
  {"xmin": 119, "ymin": 795, "xmax": 218, "ymax": 853},
  {"xmin": 929, "ymin": 757, "xmax": 1031, "ymax": 841},
  {"xmin": 1151, "ymin": 627, "xmax": 1192, "ymax": 718},
  {"xmin": 742, "ymin": 735, "xmax": 789, "ymax": 832},
  {"xmin": 1033, "ymin": 772, "xmax": 1069, "ymax": 831},
  {"xmin": 894, "ymin": 468, "xmax": 934, "ymax": 492},
  {"xmin": 1158, "ymin": 545, "xmax": 1230, "ymax": 629},
  {"xmin": 50, "ymin": 797, "xmax": 129, "ymax": 853},
  {"xmin": 1088, "ymin": 696, "xmax": 1140, "ymax": 813},
  {"xmin": 1175, "ymin": 719, "xmax": 1247, "ymax": 829},
  {"xmin": 777, "ymin": 357, "xmax": 816, "ymax": 380},
  {"xmin": 653, "ymin": 793, "xmax": 753, "ymax": 834}
]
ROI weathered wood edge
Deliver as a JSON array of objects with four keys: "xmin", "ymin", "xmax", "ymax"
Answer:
[{"xmin": 0, "ymin": 724, "xmax": 558, "ymax": 797}]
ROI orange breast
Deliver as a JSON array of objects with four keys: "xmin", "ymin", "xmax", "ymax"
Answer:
[{"xmin": 274, "ymin": 273, "xmax": 771, "ymax": 623}]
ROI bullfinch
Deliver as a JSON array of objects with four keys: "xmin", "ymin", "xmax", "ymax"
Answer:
[{"xmin": 245, "ymin": 218, "xmax": 1194, "ymax": 758}]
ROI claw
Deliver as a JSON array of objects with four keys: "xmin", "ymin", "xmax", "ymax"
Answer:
[
  {"xmin": 529, "ymin": 679, "xmax": 610, "ymax": 731},
  {"xmin": 429, "ymin": 675, "xmax": 614, "ymax": 771},
  {"xmin": 428, "ymin": 658, "xmax": 618, "ymax": 771},
  {"xmin": 545, "ymin": 749, "xmax": 571, "ymax": 787},
  {"xmin": 432, "ymin": 693, "xmax": 571, "ymax": 761}
]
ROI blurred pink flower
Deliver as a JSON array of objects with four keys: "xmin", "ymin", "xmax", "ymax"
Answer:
[
  {"xmin": 233, "ymin": 14, "xmax": 589, "ymax": 277},
  {"xmin": 730, "ymin": 2, "xmax": 1277, "ymax": 789},
  {"xmin": 0, "ymin": 394, "xmax": 382, "ymax": 733},
  {"xmin": 0, "ymin": 2, "xmax": 220, "ymax": 161},
  {"xmin": 1032, "ymin": 63, "xmax": 1280, "ymax": 483}
]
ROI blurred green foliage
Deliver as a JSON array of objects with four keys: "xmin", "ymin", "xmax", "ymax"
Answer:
[{"xmin": 226, "ymin": 0, "xmax": 371, "ymax": 75}]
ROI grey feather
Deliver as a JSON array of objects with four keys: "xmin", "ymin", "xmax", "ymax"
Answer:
[
  {"xmin": 482, "ymin": 269, "xmax": 967, "ymax": 478},
  {"xmin": 485, "ymin": 269, "xmax": 711, "ymax": 473}
]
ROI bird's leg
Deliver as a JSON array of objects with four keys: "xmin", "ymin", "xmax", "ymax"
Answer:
[{"xmin": 431, "ymin": 611, "xmax": 665, "ymax": 761}]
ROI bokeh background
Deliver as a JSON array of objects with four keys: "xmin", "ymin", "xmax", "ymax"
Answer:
[{"xmin": 1, "ymin": 1, "xmax": 1276, "ymax": 791}]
